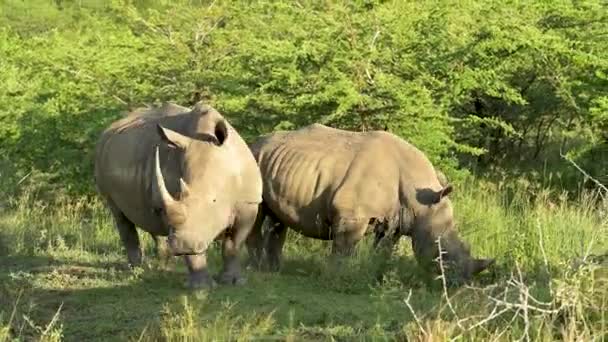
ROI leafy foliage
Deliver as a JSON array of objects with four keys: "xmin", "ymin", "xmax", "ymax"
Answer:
[{"xmin": 0, "ymin": 0, "xmax": 606, "ymax": 196}]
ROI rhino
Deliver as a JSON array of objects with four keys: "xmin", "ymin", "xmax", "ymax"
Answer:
[
  {"xmin": 246, "ymin": 123, "xmax": 494, "ymax": 282},
  {"xmin": 94, "ymin": 101, "xmax": 262, "ymax": 289}
]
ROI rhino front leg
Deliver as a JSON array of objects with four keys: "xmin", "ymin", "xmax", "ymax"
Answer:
[
  {"xmin": 217, "ymin": 202, "xmax": 259, "ymax": 285},
  {"xmin": 152, "ymin": 234, "xmax": 172, "ymax": 270},
  {"xmin": 331, "ymin": 217, "xmax": 369, "ymax": 256},
  {"xmin": 373, "ymin": 229, "xmax": 401, "ymax": 255},
  {"xmin": 183, "ymin": 253, "xmax": 215, "ymax": 289},
  {"xmin": 108, "ymin": 203, "xmax": 142, "ymax": 268}
]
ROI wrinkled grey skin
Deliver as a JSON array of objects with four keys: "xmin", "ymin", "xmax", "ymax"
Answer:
[
  {"xmin": 246, "ymin": 123, "xmax": 494, "ymax": 282},
  {"xmin": 94, "ymin": 101, "xmax": 262, "ymax": 289}
]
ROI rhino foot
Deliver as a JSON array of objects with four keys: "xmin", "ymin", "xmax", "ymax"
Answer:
[
  {"xmin": 186, "ymin": 273, "xmax": 217, "ymax": 290},
  {"xmin": 245, "ymin": 256, "xmax": 264, "ymax": 271},
  {"xmin": 215, "ymin": 273, "xmax": 247, "ymax": 286}
]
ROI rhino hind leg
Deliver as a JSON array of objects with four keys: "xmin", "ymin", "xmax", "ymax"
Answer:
[
  {"xmin": 245, "ymin": 203, "xmax": 267, "ymax": 270},
  {"xmin": 330, "ymin": 217, "xmax": 369, "ymax": 256},
  {"xmin": 109, "ymin": 204, "xmax": 142, "ymax": 268},
  {"xmin": 216, "ymin": 202, "xmax": 259, "ymax": 285},
  {"xmin": 372, "ymin": 223, "xmax": 402, "ymax": 255},
  {"xmin": 265, "ymin": 220, "xmax": 287, "ymax": 272}
]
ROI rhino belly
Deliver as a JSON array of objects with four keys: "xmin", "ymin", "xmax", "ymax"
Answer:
[
  {"xmin": 260, "ymin": 150, "xmax": 336, "ymax": 240},
  {"xmin": 266, "ymin": 195, "xmax": 332, "ymax": 240}
]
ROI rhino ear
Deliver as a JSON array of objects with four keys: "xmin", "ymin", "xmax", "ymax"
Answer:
[
  {"xmin": 432, "ymin": 184, "xmax": 453, "ymax": 204},
  {"xmin": 213, "ymin": 120, "xmax": 229, "ymax": 146},
  {"xmin": 157, "ymin": 124, "xmax": 191, "ymax": 149},
  {"xmin": 440, "ymin": 184, "xmax": 453, "ymax": 198}
]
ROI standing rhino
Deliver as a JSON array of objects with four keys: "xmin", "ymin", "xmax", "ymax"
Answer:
[
  {"xmin": 94, "ymin": 101, "xmax": 262, "ymax": 289},
  {"xmin": 246, "ymin": 123, "xmax": 494, "ymax": 282}
]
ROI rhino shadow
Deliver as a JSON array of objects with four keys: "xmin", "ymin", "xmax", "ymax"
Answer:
[
  {"xmin": 0, "ymin": 251, "xmax": 442, "ymax": 341},
  {"xmin": 0, "ymin": 255, "xmax": 431, "ymax": 341},
  {"xmin": 0, "ymin": 254, "xmax": 197, "ymax": 341},
  {"xmin": 1, "ymin": 251, "xmax": 563, "ymax": 341}
]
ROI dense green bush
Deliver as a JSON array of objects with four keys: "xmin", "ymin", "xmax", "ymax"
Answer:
[{"xmin": 0, "ymin": 0, "xmax": 606, "ymax": 197}]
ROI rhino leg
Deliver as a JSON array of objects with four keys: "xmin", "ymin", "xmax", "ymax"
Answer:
[
  {"xmin": 245, "ymin": 203, "xmax": 267, "ymax": 270},
  {"xmin": 152, "ymin": 234, "xmax": 172, "ymax": 270},
  {"xmin": 372, "ymin": 225, "xmax": 403, "ymax": 282},
  {"xmin": 217, "ymin": 202, "xmax": 259, "ymax": 285},
  {"xmin": 183, "ymin": 254, "xmax": 215, "ymax": 289},
  {"xmin": 331, "ymin": 217, "xmax": 369, "ymax": 256},
  {"xmin": 373, "ymin": 229, "xmax": 401, "ymax": 255},
  {"xmin": 109, "ymin": 203, "xmax": 142, "ymax": 268},
  {"xmin": 265, "ymin": 219, "xmax": 287, "ymax": 272}
]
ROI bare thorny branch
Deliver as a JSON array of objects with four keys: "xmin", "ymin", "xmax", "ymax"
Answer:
[
  {"xmin": 560, "ymin": 149, "xmax": 608, "ymax": 195},
  {"xmin": 402, "ymin": 237, "xmax": 574, "ymax": 341},
  {"xmin": 400, "ymin": 147, "xmax": 606, "ymax": 340}
]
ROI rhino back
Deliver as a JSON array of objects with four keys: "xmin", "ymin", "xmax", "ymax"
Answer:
[
  {"xmin": 330, "ymin": 131, "xmax": 443, "ymax": 219},
  {"xmin": 255, "ymin": 126, "xmax": 360, "ymax": 236},
  {"xmin": 255, "ymin": 125, "xmax": 445, "ymax": 234}
]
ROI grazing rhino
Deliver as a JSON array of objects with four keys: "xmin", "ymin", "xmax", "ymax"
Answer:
[
  {"xmin": 94, "ymin": 101, "xmax": 262, "ymax": 289},
  {"xmin": 246, "ymin": 123, "xmax": 494, "ymax": 282}
]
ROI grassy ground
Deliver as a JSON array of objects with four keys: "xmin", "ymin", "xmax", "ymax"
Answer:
[{"xmin": 0, "ymin": 178, "xmax": 606, "ymax": 341}]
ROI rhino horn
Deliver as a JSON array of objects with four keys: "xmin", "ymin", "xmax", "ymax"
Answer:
[
  {"xmin": 154, "ymin": 146, "xmax": 183, "ymax": 215},
  {"xmin": 469, "ymin": 257, "xmax": 495, "ymax": 276},
  {"xmin": 179, "ymin": 178, "xmax": 191, "ymax": 199}
]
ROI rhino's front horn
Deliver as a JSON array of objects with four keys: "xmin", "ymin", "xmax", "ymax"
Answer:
[
  {"xmin": 154, "ymin": 146, "xmax": 181, "ymax": 211},
  {"xmin": 469, "ymin": 258, "xmax": 495, "ymax": 276}
]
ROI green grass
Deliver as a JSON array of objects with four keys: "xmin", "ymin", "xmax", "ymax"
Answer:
[{"xmin": 0, "ymin": 178, "xmax": 606, "ymax": 341}]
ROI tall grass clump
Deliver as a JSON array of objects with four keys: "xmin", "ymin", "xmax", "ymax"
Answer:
[
  {"xmin": 390, "ymin": 175, "xmax": 608, "ymax": 340},
  {"xmin": 142, "ymin": 295, "xmax": 276, "ymax": 342},
  {"xmin": 397, "ymin": 257, "xmax": 607, "ymax": 341},
  {"xmin": 0, "ymin": 292, "xmax": 64, "ymax": 342},
  {"xmin": 0, "ymin": 185, "xmax": 118, "ymax": 258},
  {"xmin": 453, "ymin": 176, "xmax": 606, "ymax": 275}
]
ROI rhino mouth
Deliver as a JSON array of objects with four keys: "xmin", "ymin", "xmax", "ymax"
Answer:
[
  {"xmin": 168, "ymin": 246, "xmax": 205, "ymax": 256},
  {"xmin": 168, "ymin": 245, "xmax": 206, "ymax": 256},
  {"xmin": 167, "ymin": 231, "xmax": 205, "ymax": 256},
  {"xmin": 171, "ymin": 251, "xmax": 204, "ymax": 256}
]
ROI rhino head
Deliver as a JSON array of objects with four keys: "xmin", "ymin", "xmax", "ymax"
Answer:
[
  {"xmin": 410, "ymin": 185, "xmax": 494, "ymax": 284},
  {"xmin": 152, "ymin": 115, "xmax": 233, "ymax": 256}
]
